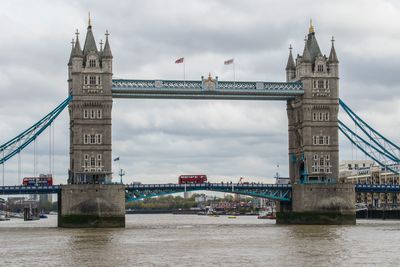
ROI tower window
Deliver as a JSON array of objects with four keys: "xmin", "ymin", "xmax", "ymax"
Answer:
[
  {"xmin": 319, "ymin": 136, "xmax": 324, "ymax": 145},
  {"xmin": 89, "ymin": 76, "xmax": 97, "ymax": 85},
  {"xmin": 83, "ymin": 109, "xmax": 89, "ymax": 119},
  {"xmin": 97, "ymin": 109, "xmax": 102, "ymax": 119},
  {"xmin": 324, "ymin": 112, "xmax": 330, "ymax": 121},
  {"xmin": 317, "ymin": 64, "xmax": 324, "ymax": 72},
  {"xmin": 312, "ymin": 135, "xmax": 330, "ymax": 145},
  {"xmin": 90, "ymin": 157, "xmax": 95, "ymax": 167},
  {"xmin": 97, "ymin": 134, "xmax": 102, "ymax": 144},
  {"xmin": 90, "ymin": 109, "xmax": 96, "ymax": 119},
  {"xmin": 89, "ymin": 59, "xmax": 96, "ymax": 68},
  {"xmin": 84, "ymin": 134, "xmax": 89, "ymax": 144},
  {"xmin": 84, "ymin": 76, "xmax": 88, "ymax": 85},
  {"xmin": 90, "ymin": 135, "xmax": 96, "ymax": 144}
]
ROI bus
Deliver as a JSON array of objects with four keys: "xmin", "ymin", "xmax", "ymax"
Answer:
[
  {"xmin": 178, "ymin": 175, "xmax": 207, "ymax": 184},
  {"xmin": 22, "ymin": 174, "xmax": 53, "ymax": 186}
]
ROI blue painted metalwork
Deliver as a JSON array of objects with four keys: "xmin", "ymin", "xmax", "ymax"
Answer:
[
  {"xmin": 339, "ymin": 99, "xmax": 400, "ymax": 162},
  {"xmin": 1, "ymin": 184, "xmax": 400, "ymax": 199},
  {"xmin": 0, "ymin": 185, "xmax": 61, "ymax": 195},
  {"xmin": 0, "ymin": 96, "xmax": 72, "ymax": 165},
  {"xmin": 125, "ymin": 183, "xmax": 292, "ymax": 202},
  {"xmin": 355, "ymin": 184, "xmax": 400, "ymax": 193},
  {"xmin": 112, "ymin": 78, "xmax": 303, "ymax": 100},
  {"xmin": 338, "ymin": 122, "xmax": 399, "ymax": 175}
]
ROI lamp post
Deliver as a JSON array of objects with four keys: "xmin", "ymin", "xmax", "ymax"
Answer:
[{"xmin": 118, "ymin": 169, "xmax": 125, "ymax": 185}]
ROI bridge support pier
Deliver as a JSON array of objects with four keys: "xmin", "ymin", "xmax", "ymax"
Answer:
[
  {"xmin": 276, "ymin": 184, "xmax": 356, "ymax": 225},
  {"xmin": 58, "ymin": 184, "xmax": 125, "ymax": 228}
]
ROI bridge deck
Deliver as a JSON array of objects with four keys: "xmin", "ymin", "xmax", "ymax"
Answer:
[
  {"xmin": 112, "ymin": 79, "xmax": 304, "ymax": 100},
  {"xmin": 1, "ymin": 184, "xmax": 399, "ymax": 198}
]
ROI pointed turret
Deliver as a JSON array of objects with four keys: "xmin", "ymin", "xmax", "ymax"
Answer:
[
  {"xmin": 302, "ymin": 41, "xmax": 312, "ymax": 63},
  {"xmin": 72, "ymin": 34, "xmax": 83, "ymax": 57},
  {"xmin": 83, "ymin": 14, "xmax": 98, "ymax": 54},
  {"xmin": 286, "ymin": 45, "xmax": 296, "ymax": 70},
  {"xmin": 304, "ymin": 20, "xmax": 322, "ymax": 62},
  {"xmin": 68, "ymin": 39, "xmax": 75, "ymax": 66},
  {"xmin": 328, "ymin": 37, "xmax": 339, "ymax": 63},
  {"xmin": 102, "ymin": 30, "xmax": 113, "ymax": 59}
]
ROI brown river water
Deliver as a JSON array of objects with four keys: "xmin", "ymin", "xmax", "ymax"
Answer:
[{"xmin": 1, "ymin": 215, "xmax": 400, "ymax": 266}]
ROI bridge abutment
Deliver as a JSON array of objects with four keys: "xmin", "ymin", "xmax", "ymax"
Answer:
[
  {"xmin": 276, "ymin": 183, "xmax": 356, "ymax": 225},
  {"xmin": 58, "ymin": 184, "xmax": 125, "ymax": 228}
]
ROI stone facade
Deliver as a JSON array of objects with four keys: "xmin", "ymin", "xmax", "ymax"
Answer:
[
  {"xmin": 276, "ymin": 183, "xmax": 356, "ymax": 225},
  {"xmin": 68, "ymin": 23, "xmax": 113, "ymax": 184},
  {"xmin": 286, "ymin": 23, "xmax": 339, "ymax": 184},
  {"xmin": 58, "ymin": 184, "xmax": 125, "ymax": 228}
]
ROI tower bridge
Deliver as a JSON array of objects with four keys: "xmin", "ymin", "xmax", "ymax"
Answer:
[{"xmin": 1, "ymin": 19, "xmax": 399, "ymax": 227}]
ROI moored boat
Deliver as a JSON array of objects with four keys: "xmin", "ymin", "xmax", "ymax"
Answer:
[{"xmin": 257, "ymin": 207, "xmax": 276, "ymax": 219}]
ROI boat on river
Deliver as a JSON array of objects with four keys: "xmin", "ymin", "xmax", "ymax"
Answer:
[{"xmin": 258, "ymin": 207, "xmax": 276, "ymax": 219}]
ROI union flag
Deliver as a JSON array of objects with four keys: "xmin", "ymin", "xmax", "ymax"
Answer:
[
  {"xmin": 224, "ymin": 58, "xmax": 234, "ymax": 65},
  {"xmin": 175, "ymin": 57, "xmax": 184, "ymax": 64}
]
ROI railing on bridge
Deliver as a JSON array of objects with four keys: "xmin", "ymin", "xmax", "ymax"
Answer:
[
  {"xmin": 2, "ymin": 184, "xmax": 400, "ymax": 201},
  {"xmin": 125, "ymin": 183, "xmax": 293, "ymax": 202},
  {"xmin": 0, "ymin": 185, "xmax": 61, "ymax": 195},
  {"xmin": 111, "ymin": 79, "xmax": 304, "ymax": 100}
]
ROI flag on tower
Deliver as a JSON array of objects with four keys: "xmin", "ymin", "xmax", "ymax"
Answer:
[
  {"xmin": 113, "ymin": 157, "xmax": 120, "ymax": 162},
  {"xmin": 175, "ymin": 57, "xmax": 184, "ymax": 64},
  {"xmin": 224, "ymin": 58, "xmax": 234, "ymax": 65}
]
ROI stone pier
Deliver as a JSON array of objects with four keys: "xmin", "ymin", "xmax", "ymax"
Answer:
[
  {"xmin": 58, "ymin": 184, "xmax": 125, "ymax": 228},
  {"xmin": 276, "ymin": 183, "xmax": 356, "ymax": 225}
]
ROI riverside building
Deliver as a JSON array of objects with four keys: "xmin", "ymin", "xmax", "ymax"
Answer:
[{"xmin": 339, "ymin": 160, "xmax": 400, "ymax": 208}]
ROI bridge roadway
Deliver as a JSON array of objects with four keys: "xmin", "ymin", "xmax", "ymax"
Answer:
[{"xmin": 1, "ymin": 184, "xmax": 400, "ymax": 201}]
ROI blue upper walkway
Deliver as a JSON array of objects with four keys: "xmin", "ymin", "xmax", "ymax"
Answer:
[{"xmin": 111, "ymin": 78, "xmax": 304, "ymax": 100}]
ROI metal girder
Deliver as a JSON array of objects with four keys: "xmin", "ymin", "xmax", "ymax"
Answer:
[
  {"xmin": 125, "ymin": 183, "xmax": 292, "ymax": 202},
  {"xmin": 339, "ymin": 99, "xmax": 400, "ymax": 175},
  {"xmin": 355, "ymin": 184, "xmax": 400, "ymax": 193},
  {"xmin": 2, "ymin": 183, "xmax": 400, "ymax": 198},
  {"xmin": 338, "ymin": 121, "xmax": 399, "ymax": 175},
  {"xmin": 0, "ymin": 96, "xmax": 72, "ymax": 165},
  {"xmin": 0, "ymin": 185, "xmax": 61, "ymax": 195},
  {"xmin": 112, "ymin": 79, "xmax": 303, "ymax": 100}
]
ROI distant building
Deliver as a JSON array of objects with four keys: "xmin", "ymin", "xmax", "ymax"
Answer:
[
  {"xmin": 339, "ymin": 161, "xmax": 400, "ymax": 208},
  {"xmin": 339, "ymin": 160, "xmax": 374, "ymax": 182}
]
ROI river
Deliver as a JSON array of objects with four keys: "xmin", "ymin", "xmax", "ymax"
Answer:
[{"xmin": 1, "ymin": 215, "xmax": 400, "ymax": 266}]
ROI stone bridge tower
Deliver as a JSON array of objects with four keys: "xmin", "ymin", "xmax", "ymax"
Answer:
[
  {"xmin": 68, "ymin": 19, "xmax": 113, "ymax": 184},
  {"xmin": 286, "ymin": 22, "xmax": 339, "ymax": 184}
]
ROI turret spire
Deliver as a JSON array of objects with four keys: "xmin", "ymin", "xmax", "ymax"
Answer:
[
  {"xmin": 102, "ymin": 30, "xmax": 113, "ymax": 58},
  {"xmin": 302, "ymin": 21, "xmax": 321, "ymax": 62},
  {"xmin": 83, "ymin": 18, "xmax": 98, "ymax": 54},
  {"xmin": 88, "ymin": 12, "xmax": 91, "ymax": 28},
  {"xmin": 302, "ymin": 41, "xmax": 311, "ymax": 63},
  {"xmin": 328, "ymin": 36, "xmax": 339, "ymax": 63},
  {"xmin": 309, "ymin": 19, "xmax": 315, "ymax": 34},
  {"xmin": 286, "ymin": 44, "xmax": 296, "ymax": 70},
  {"xmin": 71, "ymin": 29, "xmax": 83, "ymax": 57}
]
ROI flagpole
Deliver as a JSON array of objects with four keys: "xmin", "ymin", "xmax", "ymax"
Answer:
[
  {"xmin": 183, "ymin": 60, "xmax": 186, "ymax": 85},
  {"xmin": 233, "ymin": 61, "xmax": 236, "ymax": 86}
]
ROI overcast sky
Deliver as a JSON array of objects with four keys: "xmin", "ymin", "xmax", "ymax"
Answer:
[{"xmin": 0, "ymin": 0, "xmax": 399, "ymax": 185}]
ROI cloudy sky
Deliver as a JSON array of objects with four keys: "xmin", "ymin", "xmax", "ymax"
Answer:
[{"xmin": 0, "ymin": 0, "xmax": 399, "ymax": 185}]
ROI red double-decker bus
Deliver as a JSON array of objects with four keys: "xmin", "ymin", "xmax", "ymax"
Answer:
[
  {"xmin": 178, "ymin": 175, "xmax": 207, "ymax": 184},
  {"xmin": 22, "ymin": 174, "xmax": 53, "ymax": 186}
]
